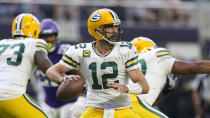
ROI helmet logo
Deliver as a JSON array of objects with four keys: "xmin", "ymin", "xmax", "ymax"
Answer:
[{"xmin": 90, "ymin": 13, "xmax": 101, "ymax": 22}]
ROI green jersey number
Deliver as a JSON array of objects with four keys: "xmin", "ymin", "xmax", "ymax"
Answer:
[
  {"xmin": 0, "ymin": 44, "xmax": 10, "ymax": 55},
  {"xmin": 89, "ymin": 61, "xmax": 119, "ymax": 90},
  {"xmin": 74, "ymin": 43, "xmax": 86, "ymax": 49},
  {"xmin": 0, "ymin": 43, "xmax": 25, "ymax": 66},
  {"xmin": 139, "ymin": 59, "xmax": 147, "ymax": 75},
  {"xmin": 120, "ymin": 41, "xmax": 132, "ymax": 49}
]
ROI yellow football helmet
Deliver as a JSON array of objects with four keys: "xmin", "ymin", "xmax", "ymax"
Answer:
[
  {"xmin": 88, "ymin": 8, "xmax": 121, "ymax": 44},
  {"xmin": 131, "ymin": 37, "xmax": 157, "ymax": 53},
  {"xmin": 12, "ymin": 13, "xmax": 40, "ymax": 39}
]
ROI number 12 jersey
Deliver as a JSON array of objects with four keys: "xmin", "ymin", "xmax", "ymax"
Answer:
[{"xmin": 60, "ymin": 41, "xmax": 139, "ymax": 109}]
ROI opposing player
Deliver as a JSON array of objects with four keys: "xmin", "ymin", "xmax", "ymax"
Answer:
[
  {"xmin": 0, "ymin": 13, "xmax": 52, "ymax": 118},
  {"xmin": 130, "ymin": 36, "xmax": 210, "ymax": 118},
  {"xmin": 46, "ymin": 8, "xmax": 149, "ymax": 118},
  {"xmin": 34, "ymin": 19, "xmax": 76, "ymax": 118}
]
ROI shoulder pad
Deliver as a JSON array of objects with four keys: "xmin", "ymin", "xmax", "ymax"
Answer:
[
  {"xmin": 74, "ymin": 43, "xmax": 88, "ymax": 50},
  {"xmin": 156, "ymin": 47, "xmax": 171, "ymax": 57},
  {"xmin": 36, "ymin": 39, "xmax": 48, "ymax": 50},
  {"xmin": 118, "ymin": 41, "xmax": 133, "ymax": 49}
]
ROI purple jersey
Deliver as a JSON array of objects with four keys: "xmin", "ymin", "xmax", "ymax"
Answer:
[{"xmin": 35, "ymin": 44, "xmax": 77, "ymax": 108}]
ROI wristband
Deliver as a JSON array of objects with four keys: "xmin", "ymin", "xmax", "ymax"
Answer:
[{"xmin": 126, "ymin": 83, "xmax": 142, "ymax": 94}]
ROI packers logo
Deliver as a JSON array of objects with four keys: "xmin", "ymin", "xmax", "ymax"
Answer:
[
  {"xmin": 90, "ymin": 13, "xmax": 101, "ymax": 22},
  {"xmin": 83, "ymin": 50, "xmax": 90, "ymax": 57}
]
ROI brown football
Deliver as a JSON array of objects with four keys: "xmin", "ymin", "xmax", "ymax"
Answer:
[{"xmin": 56, "ymin": 77, "xmax": 85, "ymax": 101}]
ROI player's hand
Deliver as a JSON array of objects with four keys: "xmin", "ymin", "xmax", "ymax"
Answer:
[
  {"xmin": 64, "ymin": 75, "xmax": 81, "ymax": 81},
  {"xmin": 106, "ymin": 83, "xmax": 129, "ymax": 95}
]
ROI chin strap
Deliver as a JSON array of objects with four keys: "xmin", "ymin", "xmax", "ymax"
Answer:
[{"xmin": 96, "ymin": 30, "xmax": 115, "ymax": 45}]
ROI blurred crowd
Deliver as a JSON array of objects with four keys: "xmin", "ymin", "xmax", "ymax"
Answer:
[{"xmin": 0, "ymin": 0, "xmax": 192, "ymax": 27}]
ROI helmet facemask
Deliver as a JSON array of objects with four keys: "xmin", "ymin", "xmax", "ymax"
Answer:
[
  {"xmin": 96, "ymin": 24, "xmax": 116, "ymax": 44},
  {"xmin": 96, "ymin": 22, "xmax": 123, "ymax": 45}
]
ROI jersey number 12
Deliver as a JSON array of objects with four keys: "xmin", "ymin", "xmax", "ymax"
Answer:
[{"xmin": 89, "ymin": 61, "xmax": 119, "ymax": 90}]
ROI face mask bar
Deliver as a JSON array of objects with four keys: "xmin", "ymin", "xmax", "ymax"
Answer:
[{"xmin": 96, "ymin": 24, "xmax": 124, "ymax": 45}]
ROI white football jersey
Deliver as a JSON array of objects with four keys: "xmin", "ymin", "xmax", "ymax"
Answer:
[
  {"xmin": 0, "ymin": 38, "xmax": 48, "ymax": 100},
  {"xmin": 137, "ymin": 47, "xmax": 176, "ymax": 105},
  {"xmin": 60, "ymin": 41, "xmax": 139, "ymax": 109}
]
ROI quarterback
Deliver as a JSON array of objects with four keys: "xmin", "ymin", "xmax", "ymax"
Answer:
[
  {"xmin": 0, "ymin": 13, "xmax": 52, "ymax": 118},
  {"xmin": 46, "ymin": 8, "xmax": 149, "ymax": 118},
  {"xmin": 130, "ymin": 36, "xmax": 210, "ymax": 118}
]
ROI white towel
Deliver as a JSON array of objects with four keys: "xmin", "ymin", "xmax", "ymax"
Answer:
[{"xmin": 103, "ymin": 109, "xmax": 115, "ymax": 118}]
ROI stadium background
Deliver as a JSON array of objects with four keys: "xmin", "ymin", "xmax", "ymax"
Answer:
[{"xmin": 0, "ymin": 0, "xmax": 210, "ymax": 118}]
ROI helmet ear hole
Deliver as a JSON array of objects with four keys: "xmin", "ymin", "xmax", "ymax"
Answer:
[{"xmin": 34, "ymin": 30, "xmax": 36, "ymax": 37}]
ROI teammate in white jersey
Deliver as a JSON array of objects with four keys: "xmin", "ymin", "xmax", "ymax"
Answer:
[
  {"xmin": 0, "ymin": 13, "xmax": 53, "ymax": 118},
  {"xmin": 130, "ymin": 36, "xmax": 210, "ymax": 118},
  {"xmin": 46, "ymin": 8, "xmax": 149, "ymax": 118}
]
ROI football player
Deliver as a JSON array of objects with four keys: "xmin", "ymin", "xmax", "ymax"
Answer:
[
  {"xmin": 0, "ymin": 13, "xmax": 52, "ymax": 118},
  {"xmin": 34, "ymin": 19, "xmax": 76, "ymax": 118},
  {"xmin": 130, "ymin": 36, "xmax": 210, "ymax": 118},
  {"xmin": 46, "ymin": 8, "xmax": 149, "ymax": 118}
]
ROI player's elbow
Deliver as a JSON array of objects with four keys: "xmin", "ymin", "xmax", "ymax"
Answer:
[
  {"xmin": 142, "ymin": 83, "xmax": 149, "ymax": 94},
  {"xmin": 46, "ymin": 66, "xmax": 54, "ymax": 80}
]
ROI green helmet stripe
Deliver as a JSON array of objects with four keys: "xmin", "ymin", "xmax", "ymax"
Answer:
[{"xmin": 16, "ymin": 13, "xmax": 25, "ymax": 30}]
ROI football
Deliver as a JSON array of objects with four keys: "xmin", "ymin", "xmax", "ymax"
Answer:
[{"xmin": 56, "ymin": 77, "xmax": 85, "ymax": 101}]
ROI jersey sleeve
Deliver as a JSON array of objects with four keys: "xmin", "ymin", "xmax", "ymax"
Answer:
[
  {"xmin": 35, "ymin": 39, "xmax": 48, "ymax": 54},
  {"xmin": 156, "ymin": 47, "xmax": 176, "ymax": 74},
  {"xmin": 124, "ymin": 43, "xmax": 139, "ymax": 71},
  {"xmin": 59, "ymin": 45, "xmax": 80, "ymax": 70}
]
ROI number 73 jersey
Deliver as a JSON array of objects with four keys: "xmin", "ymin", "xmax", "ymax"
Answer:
[
  {"xmin": 0, "ymin": 38, "xmax": 48, "ymax": 100},
  {"xmin": 60, "ymin": 41, "xmax": 139, "ymax": 109}
]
